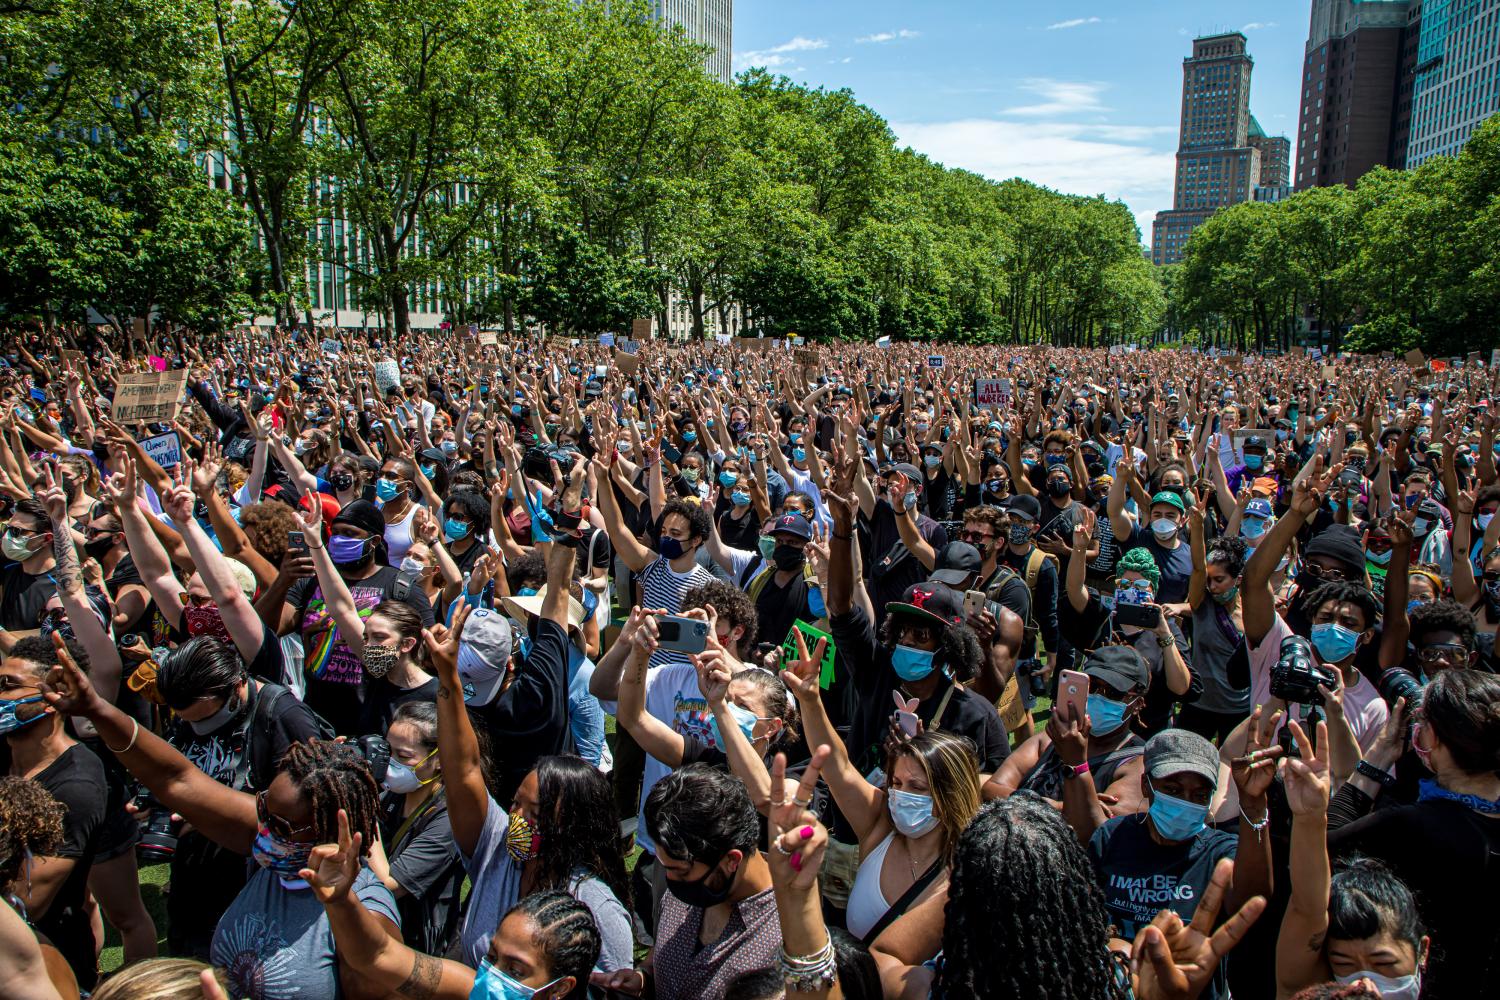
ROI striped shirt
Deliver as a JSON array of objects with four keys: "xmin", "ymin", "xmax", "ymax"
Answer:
[{"xmin": 640, "ymin": 556, "xmax": 715, "ymax": 668}]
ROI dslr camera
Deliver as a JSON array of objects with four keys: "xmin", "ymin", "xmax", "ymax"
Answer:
[
  {"xmin": 1270, "ymin": 635, "xmax": 1338, "ymax": 706},
  {"xmin": 133, "ymin": 788, "xmax": 179, "ymax": 865},
  {"xmin": 352, "ymin": 733, "xmax": 391, "ymax": 787}
]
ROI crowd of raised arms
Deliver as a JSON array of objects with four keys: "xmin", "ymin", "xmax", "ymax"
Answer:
[{"xmin": 0, "ymin": 324, "xmax": 1498, "ymax": 1000}]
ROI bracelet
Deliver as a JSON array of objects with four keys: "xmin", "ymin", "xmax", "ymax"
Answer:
[
  {"xmin": 104, "ymin": 718, "xmax": 140, "ymax": 755},
  {"xmin": 779, "ymin": 936, "xmax": 838, "ymax": 993},
  {"xmin": 1356, "ymin": 759, "xmax": 1398, "ymax": 790},
  {"xmin": 1156, "ymin": 633, "xmax": 1176, "ymax": 648},
  {"xmin": 1063, "ymin": 760, "xmax": 1090, "ymax": 779}
]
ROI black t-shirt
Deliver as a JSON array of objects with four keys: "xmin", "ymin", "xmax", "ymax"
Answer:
[
  {"xmin": 0, "ymin": 561, "xmax": 56, "ymax": 632},
  {"xmin": 862, "ymin": 502, "xmax": 949, "ymax": 625},
  {"xmin": 473, "ymin": 618, "xmax": 573, "ymax": 804},
  {"xmin": 1123, "ymin": 525, "xmax": 1194, "ymax": 605},
  {"xmin": 358, "ymin": 675, "xmax": 440, "ymax": 737},
  {"xmin": 107, "ymin": 552, "xmax": 152, "ymax": 636},
  {"xmin": 167, "ymin": 678, "xmax": 326, "ymax": 794},
  {"xmin": 285, "ymin": 565, "xmax": 435, "ymax": 736},
  {"xmin": 1069, "ymin": 590, "xmax": 1200, "ymax": 735},
  {"xmin": 716, "ymin": 506, "xmax": 761, "ymax": 553},
  {"xmin": 379, "ymin": 791, "xmax": 464, "ymax": 955},
  {"xmin": 31, "ymin": 744, "xmax": 107, "ymax": 991},
  {"xmin": 739, "ymin": 559, "xmax": 820, "ymax": 651}
]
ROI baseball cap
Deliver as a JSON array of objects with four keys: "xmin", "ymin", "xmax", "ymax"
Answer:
[
  {"xmin": 890, "ymin": 462, "xmax": 922, "ymax": 483},
  {"xmin": 1150, "ymin": 490, "xmax": 1186, "ymax": 514},
  {"xmin": 929, "ymin": 542, "xmax": 982, "ymax": 587},
  {"xmin": 501, "ymin": 586, "xmax": 587, "ymax": 632},
  {"xmin": 1082, "ymin": 645, "xmax": 1149, "ymax": 694},
  {"xmin": 1244, "ymin": 498, "xmax": 1274, "ymax": 520},
  {"xmin": 1241, "ymin": 435, "xmax": 1268, "ymax": 452},
  {"xmin": 886, "ymin": 582, "xmax": 965, "ymax": 631},
  {"xmin": 1251, "ymin": 477, "xmax": 1279, "ymax": 497},
  {"xmin": 455, "ymin": 608, "xmax": 515, "ymax": 706},
  {"xmin": 1005, "ymin": 495, "xmax": 1042, "ymax": 523},
  {"xmin": 771, "ymin": 511, "xmax": 813, "ymax": 541},
  {"xmin": 1144, "ymin": 729, "xmax": 1221, "ymax": 787}
]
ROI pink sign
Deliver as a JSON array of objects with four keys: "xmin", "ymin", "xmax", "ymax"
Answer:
[{"xmin": 147, "ymin": 356, "xmax": 168, "ymax": 372}]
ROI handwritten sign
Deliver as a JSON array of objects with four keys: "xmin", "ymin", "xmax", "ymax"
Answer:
[
  {"xmin": 974, "ymin": 379, "xmax": 1011, "ymax": 408},
  {"xmin": 1405, "ymin": 348, "xmax": 1426, "ymax": 368},
  {"xmin": 139, "ymin": 431, "xmax": 182, "ymax": 470},
  {"xmin": 111, "ymin": 370, "xmax": 188, "ymax": 423},
  {"xmin": 320, "ymin": 338, "xmax": 341, "ymax": 355},
  {"xmin": 477, "ymin": 331, "xmax": 499, "ymax": 348},
  {"xmin": 781, "ymin": 619, "xmax": 836, "ymax": 690},
  {"xmin": 613, "ymin": 348, "xmax": 641, "ymax": 374}
]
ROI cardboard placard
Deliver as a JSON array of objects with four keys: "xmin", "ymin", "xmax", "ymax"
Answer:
[
  {"xmin": 613, "ymin": 348, "xmax": 640, "ymax": 374},
  {"xmin": 876, "ymin": 335, "xmax": 891, "ymax": 349},
  {"xmin": 467, "ymin": 323, "xmax": 478, "ymax": 336},
  {"xmin": 781, "ymin": 619, "xmax": 836, "ymax": 690},
  {"xmin": 111, "ymin": 370, "xmax": 189, "ymax": 423},
  {"xmin": 477, "ymin": 331, "xmax": 499, "ymax": 347},
  {"xmin": 139, "ymin": 431, "xmax": 182, "ymax": 469},
  {"xmin": 1405, "ymin": 348, "xmax": 1426, "ymax": 368},
  {"xmin": 1321, "ymin": 365, "xmax": 1336, "ymax": 380},
  {"xmin": 974, "ymin": 378, "xmax": 1011, "ymax": 408},
  {"xmin": 795, "ymin": 349, "xmax": 819, "ymax": 368},
  {"xmin": 630, "ymin": 317, "xmax": 652, "ymax": 341}
]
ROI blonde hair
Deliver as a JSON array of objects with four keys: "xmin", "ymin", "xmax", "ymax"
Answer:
[
  {"xmin": 91, "ymin": 959, "xmax": 226, "ymax": 1000},
  {"xmin": 887, "ymin": 731, "xmax": 982, "ymax": 862}
]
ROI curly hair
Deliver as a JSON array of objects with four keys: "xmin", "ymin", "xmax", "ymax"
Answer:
[
  {"xmin": 237, "ymin": 501, "xmax": 301, "ymax": 567},
  {"xmin": 659, "ymin": 497, "xmax": 710, "ymax": 544},
  {"xmin": 507, "ymin": 891, "xmax": 601, "ymax": 1000},
  {"xmin": 1115, "ymin": 547, "xmax": 1161, "ymax": 590},
  {"xmin": 0, "ymin": 776, "xmax": 64, "ymax": 882},
  {"xmin": 7, "ymin": 633, "xmax": 90, "ymax": 682},
  {"xmin": 1206, "ymin": 535, "xmax": 1249, "ymax": 578},
  {"xmin": 1303, "ymin": 581, "xmax": 1381, "ymax": 632},
  {"xmin": 682, "ymin": 579, "xmax": 759, "ymax": 659},
  {"xmin": 279, "ymin": 740, "xmax": 381, "ymax": 856},
  {"xmin": 938, "ymin": 795, "xmax": 1129, "ymax": 1000},
  {"xmin": 530, "ymin": 756, "xmax": 631, "ymax": 912},
  {"xmin": 877, "ymin": 615, "xmax": 983, "ymax": 683},
  {"xmin": 962, "ymin": 505, "xmax": 1006, "ymax": 533},
  {"xmin": 1409, "ymin": 598, "xmax": 1478, "ymax": 652},
  {"xmin": 443, "ymin": 488, "xmax": 492, "ymax": 542}
]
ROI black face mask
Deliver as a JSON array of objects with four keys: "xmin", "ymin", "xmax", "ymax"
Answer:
[
  {"xmin": 772, "ymin": 544, "xmax": 806, "ymax": 572},
  {"xmin": 331, "ymin": 472, "xmax": 354, "ymax": 492},
  {"xmin": 83, "ymin": 534, "xmax": 117, "ymax": 560},
  {"xmin": 1046, "ymin": 479, "xmax": 1072, "ymax": 498},
  {"xmin": 664, "ymin": 857, "xmax": 737, "ymax": 909}
]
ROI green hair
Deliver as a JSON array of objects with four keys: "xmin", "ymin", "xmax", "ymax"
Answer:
[{"xmin": 1116, "ymin": 547, "xmax": 1160, "ymax": 589}]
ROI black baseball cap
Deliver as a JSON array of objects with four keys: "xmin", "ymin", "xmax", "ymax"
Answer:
[
  {"xmin": 1005, "ymin": 495, "xmax": 1043, "ymax": 523},
  {"xmin": 1083, "ymin": 645, "xmax": 1150, "ymax": 694},
  {"xmin": 771, "ymin": 511, "xmax": 813, "ymax": 541},
  {"xmin": 929, "ymin": 542, "xmax": 982, "ymax": 586},
  {"xmin": 887, "ymin": 582, "xmax": 965, "ymax": 631}
]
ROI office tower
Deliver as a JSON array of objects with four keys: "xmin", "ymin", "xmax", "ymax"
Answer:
[
  {"xmin": 1407, "ymin": 0, "xmax": 1500, "ymax": 166},
  {"xmin": 655, "ymin": 0, "xmax": 733, "ymax": 83},
  {"xmin": 1294, "ymin": 0, "xmax": 1416, "ymax": 191},
  {"xmin": 1152, "ymin": 33, "xmax": 1282, "ymax": 265},
  {"xmin": 1250, "ymin": 117, "xmax": 1293, "ymax": 199}
]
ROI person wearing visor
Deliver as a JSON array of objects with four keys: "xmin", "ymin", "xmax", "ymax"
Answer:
[
  {"xmin": 982, "ymin": 645, "xmax": 1146, "ymax": 811},
  {"xmin": 1081, "ymin": 727, "xmax": 1277, "ymax": 1000}
]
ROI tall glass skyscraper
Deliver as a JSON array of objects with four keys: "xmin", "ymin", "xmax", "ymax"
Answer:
[
  {"xmin": 655, "ymin": 0, "xmax": 733, "ymax": 83},
  {"xmin": 1407, "ymin": 0, "xmax": 1500, "ymax": 165}
]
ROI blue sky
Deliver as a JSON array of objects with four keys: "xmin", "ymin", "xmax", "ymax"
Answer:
[{"xmin": 732, "ymin": 1, "xmax": 1310, "ymax": 241}]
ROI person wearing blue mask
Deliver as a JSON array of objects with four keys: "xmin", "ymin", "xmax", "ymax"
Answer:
[
  {"xmin": 373, "ymin": 458, "xmax": 421, "ymax": 565},
  {"xmin": 982, "ymin": 645, "xmax": 1148, "ymax": 813},
  {"xmin": 1225, "ymin": 434, "xmax": 1270, "ymax": 494},
  {"xmin": 1077, "ymin": 727, "xmax": 1275, "ymax": 1000},
  {"xmin": 440, "ymin": 490, "xmax": 491, "ymax": 576}
]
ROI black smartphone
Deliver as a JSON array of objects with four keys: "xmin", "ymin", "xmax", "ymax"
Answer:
[
  {"xmin": 287, "ymin": 530, "xmax": 309, "ymax": 554},
  {"xmin": 1114, "ymin": 603, "xmax": 1162, "ymax": 630}
]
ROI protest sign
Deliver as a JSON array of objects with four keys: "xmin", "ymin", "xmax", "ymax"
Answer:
[
  {"xmin": 618, "ymin": 339, "xmax": 640, "ymax": 355},
  {"xmin": 321, "ymin": 338, "xmax": 341, "ymax": 355},
  {"xmin": 373, "ymin": 359, "xmax": 401, "ymax": 392},
  {"xmin": 111, "ymin": 370, "xmax": 188, "ymax": 423},
  {"xmin": 477, "ymin": 331, "xmax": 499, "ymax": 347},
  {"xmin": 714, "ymin": 333, "xmax": 730, "ymax": 345},
  {"xmin": 631, "ymin": 317, "xmax": 652, "ymax": 341},
  {"xmin": 974, "ymin": 379, "xmax": 1011, "ymax": 408},
  {"xmin": 781, "ymin": 619, "xmax": 836, "ymax": 689},
  {"xmin": 1309, "ymin": 346, "xmax": 1324, "ymax": 361},
  {"xmin": 795, "ymin": 348, "xmax": 819, "ymax": 368},
  {"xmin": 468, "ymin": 323, "xmax": 478, "ymax": 336},
  {"xmin": 139, "ymin": 431, "xmax": 182, "ymax": 469},
  {"xmin": 613, "ymin": 348, "xmax": 641, "ymax": 374},
  {"xmin": 1321, "ymin": 365, "xmax": 1336, "ymax": 380},
  {"xmin": 1431, "ymin": 359, "xmax": 1449, "ymax": 373},
  {"xmin": 1405, "ymin": 348, "xmax": 1426, "ymax": 368},
  {"xmin": 599, "ymin": 333, "xmax": 615, "ymax": 348},
  {"xmin": 927, "ymin": 355, "xmax": 944, "ymax": 369},
  {"xmin": 1492, "ymin": 348, "xmax": 1499, "ymax": 368}
]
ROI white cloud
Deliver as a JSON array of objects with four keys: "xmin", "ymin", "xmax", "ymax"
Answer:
[
  {"xmin": 855, "ymin": 28, "xmax": 921, "ymax": 44},
  {"xmin": 891, "ymin": 118, "xmax": 1178, "ymax": 238},
  {"xmin": 1003, "ymin": 78, "xmax": 1110, "ymax": 117},
  {"xmin": 1241, "ymin": 21, "xmax": 1278, "ymax": 31},
  {"xmin": 1047, "ymin": 17, "xmax": 1102, "ymax": 30},
  {"xmin": 734, "ymin": 36, "xmax": 827, "ymax": 70},
  {"xmin": 832, "ymin": 56, "xmax": 853, "ymax": 64}
]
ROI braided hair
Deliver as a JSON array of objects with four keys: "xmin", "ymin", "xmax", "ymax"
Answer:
[
  {"xmin": 506, "ymin": 890, "xmax": 601, "ymax": 999},
  {"xmin": 279, "ymin": 740, "xmax": 381, "ymax": 856},
  {"xmin": 938, "ymin": 795, "xmax": 1129, "ymax": 999}
]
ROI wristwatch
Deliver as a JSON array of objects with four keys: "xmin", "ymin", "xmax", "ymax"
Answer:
[
  {"xmin": 1062, "ymin": 760, "xmax": 1091, "ymax": 779},
  {"xmin": 1356, "ymin": 759, "xmax": 1397, "ymax": 790}
]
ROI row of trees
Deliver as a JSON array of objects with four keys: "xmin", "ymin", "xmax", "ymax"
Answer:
[
  {"xmin": 1171, "ymin": 116, "xmax": 1500, "ymax": 356},
  {"xmin": 0, "ymin": 0, "xmax": 1162, "ymax": 343}
]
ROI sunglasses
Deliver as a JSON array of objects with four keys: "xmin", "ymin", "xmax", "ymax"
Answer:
[
  {"xmin": 256, "ymin": 790, "xmax": 316, "ymax": 841},
  {"xmin": 1417, "ymin": 643, "xmax": 1469, "ymax": 664},
  {"xmin": 178, "ymin": 592, "xmax": 216, "ymax": 608}
]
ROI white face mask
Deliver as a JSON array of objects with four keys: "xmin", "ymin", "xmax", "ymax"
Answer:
[{"xmin": 1334, "ymin": 969, "xmax": 1420, "ymax": 1000}]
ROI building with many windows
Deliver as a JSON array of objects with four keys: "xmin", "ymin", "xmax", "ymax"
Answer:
[
  {"xmin": 656, "ymin": 0, "xmax": 733, "ymax": 83},
  {"xmin": 1153, "ymin": 33, "xmax": 1286, "ymax": 264},
  {"xmin": 1407, "ymin": 0, "xmax": 1500, "ymax": 165}
]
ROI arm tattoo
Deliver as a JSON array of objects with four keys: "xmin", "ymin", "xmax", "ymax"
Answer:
[
  {"xmin": 53, "ymin": 522, "xmax": 82, "ymax": 594},
  {"xmin": 397, "ymin": 953, "xmax": 443, "ymax": 1000}
]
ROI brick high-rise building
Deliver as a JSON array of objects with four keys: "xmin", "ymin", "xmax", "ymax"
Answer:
[
  {"xmin": 655, "ymin": 0, "xmax": 733, "ymax": 83},
  {"xmin": 1153, "ymin": 33, "xmax": 1284, "ymax": 265},
  {"xmin": 1293, "ymin": 0, "xmax": 1416, "ymax": 191},
  {"xmin": 1407, "ymin": 0, "xmax": 1500, "ymax": 166}
]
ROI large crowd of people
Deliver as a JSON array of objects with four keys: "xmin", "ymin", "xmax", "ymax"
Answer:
[{"xmin": 1, "ymin": 325, "xmax": 1498, "ymax": 999}]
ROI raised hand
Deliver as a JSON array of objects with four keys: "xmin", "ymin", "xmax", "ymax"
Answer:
[
  {"xmin": 692, "ymin": 652, "xmax": 732, "ymax": 706},
  {"xmin": 192, "ymin": 441, "xmax": 224, "ymax": 495},
  {"xmin": 299, "ymin": 808, "xmax": 362, "ymax": 906},
  {"xmin": 767, "ymin": 747, "xmax": 831, "ymax": 887},
  {"xmin": 779, "ymin": 627, "xmax": 827, "ymax": 702},
  {"xmin": 40, "ymin": 631, "xmax": 105, "ymax": 718},
  {"xmin": 1279, "ymin": 719, "xmax": 1331, "ymax": 817},
  {"xmin": 1230, "ymin": 704, "xmax": 1284, "ymax": 803},
  {"xmin": 162, "ymin": 477, "xmax": 197, "ymax": 527},
  {"xmin": 422, "ymin": 603, "xmax": 473, "ymax": 680},
  {"xmin": 296, "ymin": 489, "xmax": 324, "ymax": 537},
  {"xmin": 37, "ymin": 463, "xmax": 69, "ymax": 525},
  {"xmin": 1132, "ymin": 858, "xmax": 1266, "ymax": 1000}
]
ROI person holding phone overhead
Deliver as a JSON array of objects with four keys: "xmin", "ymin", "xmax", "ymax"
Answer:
[{"xmin": 1063, "ymin": 509, "xmax": 1199, "ymax": 738}]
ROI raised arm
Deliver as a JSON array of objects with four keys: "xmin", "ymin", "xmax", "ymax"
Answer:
[
  {"xmin": 1275, "ymin": 719, "xmax": 1334, "ymax": 999},
  {"xmin": 589, "ymin": 456, "xmax": 654, "ymax": 573},
  {"xmin": 165, "ymin": 472, "xmax": 271, "ymax": 665},
  {"xmin": 424, "ymin": 605, "xmax": 489, "ymax": 859},
  {"xmin": 615, "ymin": 621, "xmax": 686, "ymax": 768},
  {"xmin": 38, "ymin": 467, "xmax": 122, "ymax": 702}
]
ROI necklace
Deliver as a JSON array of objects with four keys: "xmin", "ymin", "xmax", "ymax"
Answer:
[{"xmin": 899, "ymin": 836, "xmax": 940, "ymax": 881}]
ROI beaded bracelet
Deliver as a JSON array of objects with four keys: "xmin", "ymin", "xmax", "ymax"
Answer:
[{"xmin": 779, "ymin": 936, "xmax": 837, "ymax": 993}]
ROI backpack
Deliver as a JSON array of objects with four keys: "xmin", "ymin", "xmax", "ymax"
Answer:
[
  {"xmin": 239, "ymin": 681, "xmax": 336, "ymax": 791},
  {"xmin": 986, "ymin": 548, "xmax": 1056, "ymax": 651}
]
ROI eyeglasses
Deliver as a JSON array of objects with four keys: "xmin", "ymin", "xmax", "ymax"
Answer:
[
  {"xmin": 1304, "ymin": 563, "xmax": 1350, "ymax": 582},
  {"xmin": 1417, "ymin": 643, "xmax": 1469, "ymax": 664},
  {"xmin": 256, "ymin": 790, "xmax": 316, "ymax": 841},
  {"xmin": 895, "ymin": 622, "xmax": 935, "ymax": 647},
  {"xmin": 178, "ymin": 592, "xmax": 216, "ymax": 608}
]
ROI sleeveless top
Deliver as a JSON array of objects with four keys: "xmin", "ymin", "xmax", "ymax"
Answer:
[
  {"xmin": 1020, "ymin": 734, "xmax": 1145, "ymax": 801},
  {"xmin": 845, "ymin": 832, "xmax": 896, "ymax": 940},
  {"xmin": 382, "ymin": 503, "xmax": 419, "ymax": 563}
]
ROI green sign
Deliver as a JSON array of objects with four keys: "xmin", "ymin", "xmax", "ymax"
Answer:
[{"xmin": 782, "ymin": 619, "xmax": 836, "ymax": 690}]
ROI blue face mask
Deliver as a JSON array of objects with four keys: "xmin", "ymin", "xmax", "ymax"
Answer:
[
  {"xmin": 902, "ymin": 491, "xmax": 918, "ymax": 511},
  {"xmin": 709, "ymin": 701, "xmax": 764, "ymax": 751},
  {"xmin": 1241, "ymin": 517, "xmax": 1267, "ymax": 538},
  {"xmin": 1311, "ymin": 622, "xmax": 1360, "ymax": 663},
  {"xmin": 1243, "ymin": 453, "xmax": 1264, "ymax": 470},
  {"xmin": 375, "ymin": 478, "xmax": 400, "ymax": 502},
  {"xmin": 440, "ymin": 440, "xmax": 458, "ymax": 455},
  {"xmin": 0, "ymin": 693, "xmax": 47, "ymax": 735},
  {"xmin": 730, "ymin": 490, "xmax": 752, "ymax": 507},
  {"xmin": 445, "ymin": 518, "xmax": 470, "ymax": 542},
  {"xmin": 1407, "ymin": 598, "xmax": 1426, "ymax": 615},
  {"xmin": 470, "ymin": 957, "xmax": 558, "ymax": 1000},
  {"xmin": 887, "ymin": 787, "xmax": 940, "ymax": 837},
  {"xmin": 718, "ymin": 471, "xmax": 738, "ymax": 488},
  {"xmin": 1366, "ymin": 548, "xmax": 1392, "ymax": 565},
  {"xmin": 1086, "ymin": 693, "xmax": 1130, "ymax": 736},
  {"xmin": 923, "ymin": 454, "xmax": 942, "ymax": 469},
  {"xmin": 792, "ymin": 447, "xmax": 806, "ymax": 463},
  {"xmin": 892, "ymin": 643, "xmax": 936, "ymax": 681},
  {"xmin": 420, "ymin": 463, "xmax": 437, "ymax": 479},
  {"xmin": 251, "ymin": 826, "xmax": 314, "ymax": 880},
  {"xmin": 1148, "ymin": 783, "xmax": 1209, "ymax": 842},
  {"xmin": 518, "ymin": 586, "xmax": 539, "ymax": 597},
  {"xmin": 328, "ymin": 534, "xmax": 371, "ymax": 565},
  {"xmin": 683, "ymin": 431, "xmax": 697, "ymax": 443}
]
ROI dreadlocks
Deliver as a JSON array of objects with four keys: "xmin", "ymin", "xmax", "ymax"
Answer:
[
  {"xmin": 278, "ymin": 740, "xmax": 380, "ymax": 855},
  {"xmin": 508, "ymin": 891, "xmax": 601, "ymax": 999},
  {"xmin": 939, "ymin": 795, "xmax": 1130, "ymax": 1000}
]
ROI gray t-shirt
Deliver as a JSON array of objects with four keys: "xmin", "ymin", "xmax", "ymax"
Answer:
[
  {"xmin": 212, "ymin": 864, "xmax": 400, "ymax": 1000},
  {"xmin": 1191, "ymin": 601, "xmax": 1251, "ymax": 715},
  {"xmin": 459, "ymin": 795, "xmax": 632, "ymax": 973}
]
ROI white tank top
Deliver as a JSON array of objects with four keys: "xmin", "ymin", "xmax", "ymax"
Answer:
[
  {"xmin": 844, "ymin": 832, "xmax": 896, "ymax": 940},
  {"xmin": 382, "ymin": 503, "xmax": 419, "ymax": 563}
]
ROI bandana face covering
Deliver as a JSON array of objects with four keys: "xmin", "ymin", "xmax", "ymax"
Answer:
[
  {"xmin": 505, "ymin": 812, "xmax": 541, "ymax": 863},
  {"xmin": 184, "ymin": 603, "xmax": 232, "ymax": 644},
  {"xmin": 251, "ymin": 826, "xmax": 313, "ymax": 885}
]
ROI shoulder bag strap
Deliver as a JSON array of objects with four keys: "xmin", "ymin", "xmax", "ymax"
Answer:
[{"xmin": 860, "ymin": 854, "xmax": 945, "ymax": 948}]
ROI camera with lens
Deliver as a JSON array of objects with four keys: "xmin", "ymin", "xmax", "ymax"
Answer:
[
  {"xmin": 1016, "ymin": 657, "xmax": 1047, "ymax": 697},
  {"xmin": 1270, "ymin": 635, "xmax": 1338, "ymax": 706},
  {"xmin": 1378, "ymin": 667, "xmax": 1425, "ymax": 716},
  {"xmin": 133, "ymin": 787, "xmax": 179, "ymax": 864},
  {"xmin": 352, "ymin": 734, "xmax": 391, "ymax": 787}
]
